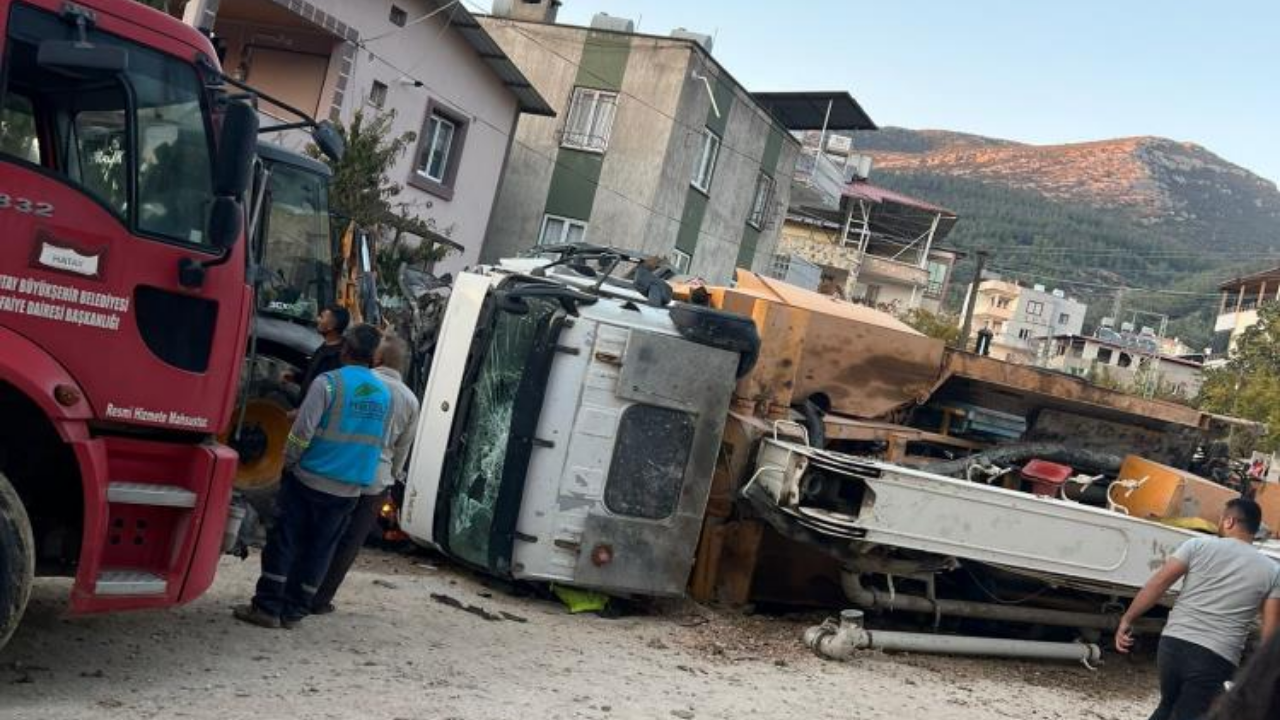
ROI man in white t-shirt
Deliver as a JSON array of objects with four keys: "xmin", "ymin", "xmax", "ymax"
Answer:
[{"xmin": 1117, "ymin": 498, "xmax": 1280, "ymax": 720}]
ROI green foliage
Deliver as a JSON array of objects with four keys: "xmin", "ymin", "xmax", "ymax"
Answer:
[
  {"xmin": 872, "ymin": 171, "xmax": 1275, "ymax": 351},
  {"xmin": 307, "ymin": 109, "xmax": 416, "ymax": 230},
  {"xmin": 899, "ymin": 307, "xmax": 962, "ymax": 346},
  {"xmin": 1199, "ymin": 303, "xmax": 1280, "ymax": 451}
]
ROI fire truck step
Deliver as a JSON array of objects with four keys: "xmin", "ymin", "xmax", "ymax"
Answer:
[
  {"xmin": 107, "ymin": 482, "xmax": 197, "ymax": 508},
  {"xmin": 94, "ymin": 569, "xmax": 168, "ymax": 596}
]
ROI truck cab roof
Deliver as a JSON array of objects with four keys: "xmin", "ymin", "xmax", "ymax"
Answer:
[{"xmin": 255, "ymin": 142, "xmax": 332, "ymax": 177}]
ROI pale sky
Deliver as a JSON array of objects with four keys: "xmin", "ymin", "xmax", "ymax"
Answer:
[{"xmin": 550, "ymin": 0, "xmax": 1279, "ymax": 183}]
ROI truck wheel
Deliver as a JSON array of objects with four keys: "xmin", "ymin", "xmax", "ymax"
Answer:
[{"xmin": 0, "ymin": 470, "xmax": 34, "ymax": 650}]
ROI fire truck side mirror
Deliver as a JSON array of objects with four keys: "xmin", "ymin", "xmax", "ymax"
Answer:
[
  {"xmin": 311, "ymin": 120, "xmax": 345, "ymax": 162},
  {"xmin": 207, "ymin": 196, "xmax": 242, "ymax": 251},
  {"xmin": 214, "ymin": 100, "xmax": 258, "ymax": 199}
]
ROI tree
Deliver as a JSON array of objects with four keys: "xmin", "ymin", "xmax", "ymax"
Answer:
[
  {"xmin": 306, "ymin": 109, "xmax": 416, "ymax": 231},
  {"xmin": 899, "ymin": 307, "xmax": 962, "ymax": 346},
  {"xmin": 1198, "ymin": 303, "xmax": 1280, "ymax": 451},
  {"xmin": 306, "ymin": 109, "xmax": 451, "ymax": 299}
]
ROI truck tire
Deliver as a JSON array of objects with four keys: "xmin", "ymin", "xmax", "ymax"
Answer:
[{"xmin": 0, "ymin": 470, "xmax": 34, "ymax": 650}]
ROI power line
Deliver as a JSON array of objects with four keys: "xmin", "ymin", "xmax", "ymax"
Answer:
[
  {"xmin": 984, "ymin": 265, "xmax": 1222, "ymax": 298},
  {"xmin": 347, "ymin": 35, "xmax": 758, "ymax": 259},
  {"xmin": 471, "ymin": 7, "xmax": 784, "ymax": 172}
]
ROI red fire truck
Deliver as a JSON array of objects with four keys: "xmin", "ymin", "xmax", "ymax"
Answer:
[{"xmin": 0, "ymin": 0, "xmax": 260, "ymax": 648}]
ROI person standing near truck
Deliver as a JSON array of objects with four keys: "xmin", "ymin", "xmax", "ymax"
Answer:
[
  {"xmin": 235, "ymin": 324, "xmax": 391, "ymax": 629},
  {"xmin": 292, "ymin": 305, "xmax": 351, "ymax": 397},
  {"xmin": 1116, "ymin": 498, "xmax": 1280, "ymax": 720},
  {"xmin": 310, "ymin": 335, "xmax": 420, "ymax": 615}
]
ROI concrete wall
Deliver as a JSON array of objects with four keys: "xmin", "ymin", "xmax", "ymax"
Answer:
[
  {"xmin": 478, "ymin": 21, "xmax": 589, "ymax": 261},
  {"xmin": 218, "ymin": 0, "xmax": 522, "ymax": 277}
]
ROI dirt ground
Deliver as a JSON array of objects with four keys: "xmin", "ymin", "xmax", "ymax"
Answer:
[{"xmin": 1, "ymin": 549, "xmax": 1160, "ymax": 719}]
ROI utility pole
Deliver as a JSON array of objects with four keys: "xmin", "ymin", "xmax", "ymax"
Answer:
[
  {"xmin": 1110, "ymin": 287, "xmax": 1125, "ymax": 322},
  {"xmin": 959, "ymin": 249, "xmax": 988, "ymax": 352}
]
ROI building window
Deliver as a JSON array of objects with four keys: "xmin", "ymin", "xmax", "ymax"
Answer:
[
  {"xmin": 747, "ymin": 172, "xmax": 774, "ymax": 228},
  {"xmin": 1017, "ymin": 328, "xmax": 1032, "ymax": 340},
  {"xmin": 691, "ymin": 127, "xmax": 720, "ymax": 193},
  {"xmin": 993, "ymin": 295, "xmax": 1010, "ymax": 309},
  {"xmin": 670, "ymin": 249, "xmax": 692, "ymax": 274},
  {"xmin": 562, "ymin": 87, "xmax": 618, "ymax": 152},
  {"xmin": 410, "ymin": 101, "xmax": 469, "ymax": 199},
  {"xmin": 389, "ymin": 5, "xmax": 408, "ymax": 26},
  {"xmin": 1058, "ymin": 312, "xmax": 1070, "ymax": 325},
  {"xmin": 1118, "ymin": 352, "xmax": 1133, "ymax": 368},
  {"xmin": 1096, "ymin": 348, "xmax": 1113, "ymax": 364},
  {"xmin": 925, "ymin": 261, "xmax": 947, "ymax": 298},
  {"xmin": 768, "ymin": 253, "xmax": 790, "ymax": 280},
  {"xmin": 368, "ymin": 80, "xmax": 388, "ymax": 109},
  {"xmin": 1025, "ymin": 300, "xmax": 1044, "ymax": 317},
  {"xmin": 538, "ymin": 214, "xmax": 588, "ymax": 246}
]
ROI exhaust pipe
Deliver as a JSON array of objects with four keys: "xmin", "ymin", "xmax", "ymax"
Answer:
[{"xmin": 805, "ymin": 610, "xmax": 1103, "ymax": 667}]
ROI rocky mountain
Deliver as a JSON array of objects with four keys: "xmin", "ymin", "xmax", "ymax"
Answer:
[{"xmin": 849, "ymin": 127, "xmax": 1280, "ymax": 345}]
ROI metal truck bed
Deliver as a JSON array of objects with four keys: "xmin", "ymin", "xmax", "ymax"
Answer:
[{"xmin": 746, "ymin": 439, "xmax": 1280, "ymax": 597}]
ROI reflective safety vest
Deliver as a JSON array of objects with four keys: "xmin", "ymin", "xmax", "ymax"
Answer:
[{"xmin": 300, "ymin": 366, "xmax": 391, "ymax": 486}]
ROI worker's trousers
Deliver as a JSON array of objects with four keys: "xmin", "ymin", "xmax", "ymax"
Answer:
[
  {"xmin": 311, "ymin": 489, "xmax": 387, "ymax": 610},
  {"xmin": 252, "ymin": 472, "xmax": 358, "ymax": 622},
  {"xmin": 1149, "ymin": 636, "xmax": 1236, "ymax": 720}
]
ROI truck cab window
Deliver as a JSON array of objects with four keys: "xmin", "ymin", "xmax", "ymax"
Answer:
[
  {"xmin": 0, "ymin": 4, "xmax": 215, "ymax": 246},
  {"xmin": 0, "ymin": 93, "xmax": 39, "ymax": 163},
  {"xmin": 257, "ymin": 161, "xmax": 333, "ymax": 320},
  {"xmin": 69, "ymin": 105, "xmax": 128, "ymax": 216}
]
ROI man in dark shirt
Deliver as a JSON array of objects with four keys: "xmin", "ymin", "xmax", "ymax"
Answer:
[{"xmin": 295, "ymin": 305, "xmax": 350, "ymax": 396}]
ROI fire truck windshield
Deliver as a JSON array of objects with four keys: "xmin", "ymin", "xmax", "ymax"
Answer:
[
  {"xmin": 257, "ymin": 161, "xmax": 333, "ymax": 321},
  {"xmin": 0, "ymin": 3, "xmax": 215, "ymax": 246}
]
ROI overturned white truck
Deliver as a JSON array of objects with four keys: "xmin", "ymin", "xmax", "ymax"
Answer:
[{"xmin": 401, "ymin": 246, "xmax": 1274, "ymax": 656}]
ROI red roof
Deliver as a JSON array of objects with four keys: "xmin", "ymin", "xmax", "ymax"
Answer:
[{"xmin": 842, "ymin": 180, "xmax": 956, "ymax": 217}]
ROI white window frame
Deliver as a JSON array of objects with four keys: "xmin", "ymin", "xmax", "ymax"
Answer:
[
  {"xmin": 538, "ymin": 213, "xmax": 588, "ymax": 246},
  {"xmin": 561, "ymin": 87, "xmax": 619, "ymax": 153},
  {"xmin": 418, "ymin": 113, "xmax": 457, "ymax": 184},
  {"xmin": 747, "ymin": 171, "xmax": 774, "ymax": 229},
  {"xmin": 670, "ymin": 248, "xmax": 692, "ymax": 274},
  {"xmin": 1025, "ymin": 300, "xmax": 1044, "ymax": 317},
  {"xmin": 691, "ymin": 127, "xmax": 720, "ymax": 194}
]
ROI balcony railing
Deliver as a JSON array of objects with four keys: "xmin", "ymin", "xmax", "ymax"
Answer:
[
  {"xmin": 859, "ymin": 254, "xmax": 928, "ymax": 286},
  {"xmin": 790, "ymin": 147, "xmax": 845, "ymax": 211}
]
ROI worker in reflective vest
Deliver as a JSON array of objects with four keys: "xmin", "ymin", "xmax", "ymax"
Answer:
[{"xmin": 235, "ymin": 323, "xmax": 391, "ymax": 629}]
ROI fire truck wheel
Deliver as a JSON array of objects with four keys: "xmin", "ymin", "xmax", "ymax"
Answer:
[{"xmin": 0, "ymin": 471, "xmax": 34, "ymax": 650}]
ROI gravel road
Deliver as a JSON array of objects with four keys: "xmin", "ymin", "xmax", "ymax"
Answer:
[{"xmin": 1, "ymin": 549, "xmax": 1160, "ymax": 719}]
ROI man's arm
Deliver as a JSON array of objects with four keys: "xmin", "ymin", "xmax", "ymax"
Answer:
[
  {"xmin": 1116, "ymin": 557, "xmax": 1189, "ymax": 653},
  {"xmin": 1262, "ymin": 597, "xmax": 1280, "ymax": 642},
  {"xmin": 285, "ymin": 378, "xmax": 330, "ymax": 468},
  {"xmin": 388, "ymin": 404, "xmax": 419, "ymax": 482}
]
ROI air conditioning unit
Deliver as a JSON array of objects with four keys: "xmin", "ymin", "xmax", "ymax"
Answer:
[{"xmin": 591, "ymin": 12, "xmax": 635, "ymax": 33}]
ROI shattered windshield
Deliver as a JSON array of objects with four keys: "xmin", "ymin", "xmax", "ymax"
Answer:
[
  {"xmin": 257, "ymin": 162, "xmax": 333, "ymax": 321},
  {"xmin": 445, "ymin": 295, "xmax": 560, "ymax": 569}
]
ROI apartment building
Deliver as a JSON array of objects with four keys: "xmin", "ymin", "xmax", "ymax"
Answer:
[
  {"xmin": 475, "ymin": 4, "xmax": 803, "ymax": 282},
  {"xmin": 963, "ymin": 278, "xmax": 1087, "ymax": 363}
]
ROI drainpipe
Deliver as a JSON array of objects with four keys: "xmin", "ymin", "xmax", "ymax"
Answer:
[
  {"xmin": 805, "ymin": 610, "xmax": 1103, "ymax": 667},
  {"xmin": 839, "ymin": 572, "xmax": 1162, "ymax": 634}
]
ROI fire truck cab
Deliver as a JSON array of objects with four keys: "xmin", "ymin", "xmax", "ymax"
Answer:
[{"xmin": 0, "ymin": 0, "xmax": 257, "ymax": 648}]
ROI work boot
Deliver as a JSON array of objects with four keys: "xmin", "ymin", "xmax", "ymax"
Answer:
[
  {"xmin": 233, "ymin": 604, "xmax": 281, "ymax": 629},
  {"xmin": 311, "ymin": 602, "xmax": 336, "ymax": 616}
]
